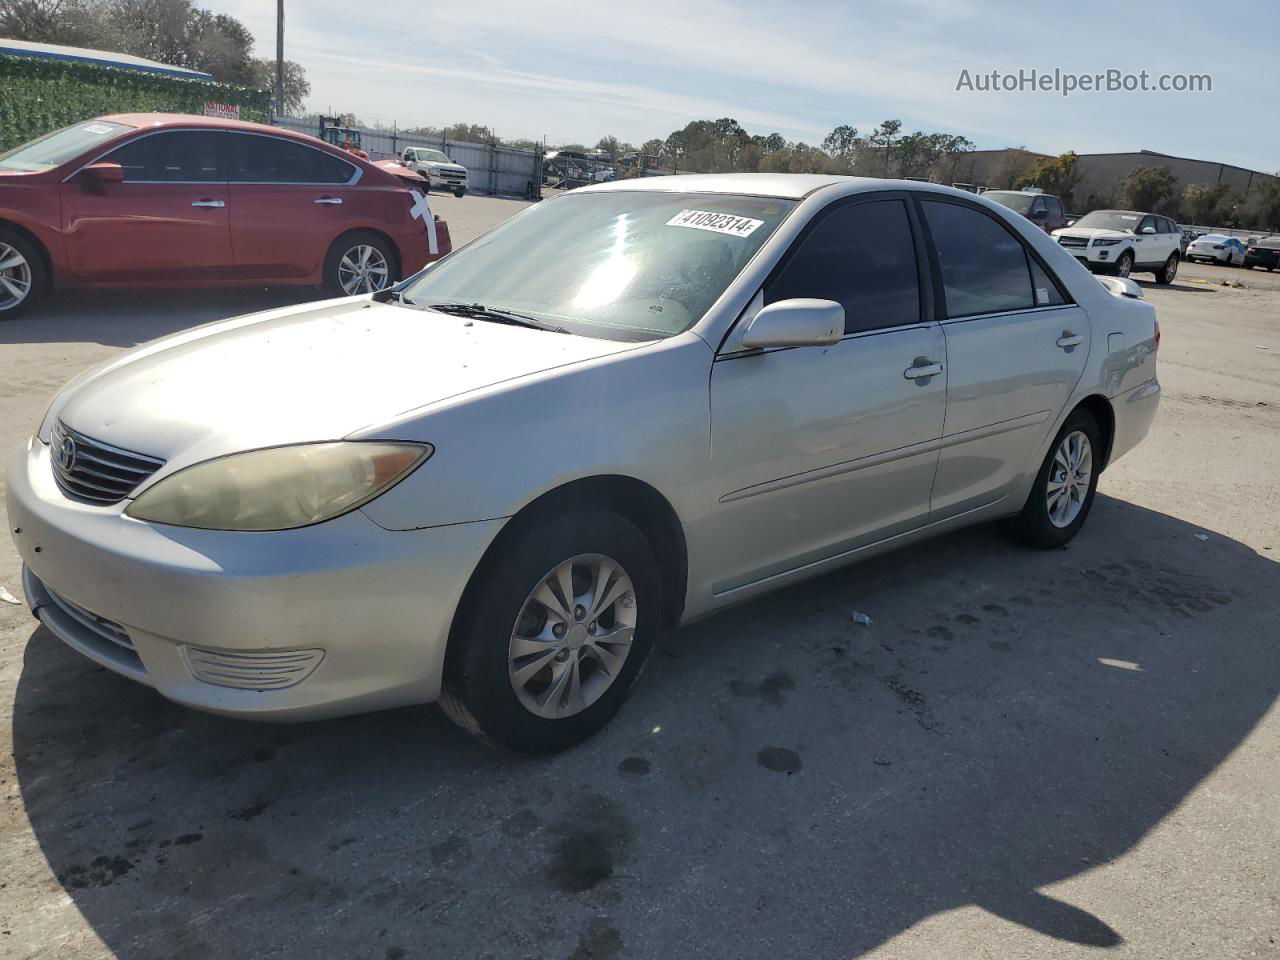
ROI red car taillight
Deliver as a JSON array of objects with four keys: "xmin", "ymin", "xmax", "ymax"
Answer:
[
  {"xmin": 1154, "ymin": 319, "xmax": 1161, "ymax": 350},
  {"xmin": 434, "ymin": 217, "xmax": 452, "ymax": 257}
]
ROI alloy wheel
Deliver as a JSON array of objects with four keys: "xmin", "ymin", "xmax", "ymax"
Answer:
[
  {"xmin": 1115, "ymin": 255, "xmax": 1132, "ymax": 279},
  {"xmin": 1047, "ymin": 430, "xmax": 1093, "ymax": 528},
  {"xmin": 508, "ymin": 553, "xmax": 637, "ymax": 719},
  {"xmin": 0, "ymin": 242, "xmax": 33, "ymax": 310},
  {"xmin": 337, "ymin": 244, "xmax": 390, "ymax": 295}
]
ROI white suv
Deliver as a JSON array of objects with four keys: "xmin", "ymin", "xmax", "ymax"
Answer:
[
  {"xmin": 1052, "ymin": 210, "xmax": 1181, "ymax": 283},
  {"xmin": 401, "ymin": 147, "xmax": 469, "ymax": 197}
]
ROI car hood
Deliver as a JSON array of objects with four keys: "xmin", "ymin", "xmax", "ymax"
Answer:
[
  {"xmin": 1053, "ymin": 227, "xmax": 1133, "ymax": 239},
  {"xmin": 52, "ymin": 298, "xmax": 636, "ymax": 470},
  {"xmin": 426, "ymin": 162, "xmax": 466, "ymax": 173}
]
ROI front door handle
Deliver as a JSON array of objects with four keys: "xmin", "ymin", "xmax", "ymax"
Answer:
[
  {"xmin": 904, "ymin": 360, "xmax": 943, "ymax": 380},
  {"xmin": 191, "ymin": 199, "xmax": 225, "ymax": 208},
  {"xmin": 314, "ymin": 196, "xmax": 343, "ymax": 205},
  {"xmin": 1056, "ymin": 333, "xmax": 1084, "ymax": 349}
]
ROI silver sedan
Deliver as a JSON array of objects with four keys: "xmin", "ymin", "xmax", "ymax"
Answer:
[{"xmin": 7, "ymin": 174, "xmax": 1161, "ymax": 752}]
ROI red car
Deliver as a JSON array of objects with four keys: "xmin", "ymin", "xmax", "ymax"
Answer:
[{"xmin": 0, "ymin": 113, "xmax": 452, "ymax": 320}]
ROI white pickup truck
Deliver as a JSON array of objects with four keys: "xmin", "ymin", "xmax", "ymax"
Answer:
[{"xmin": 401, "ymin": 147, "xmax": 469, "ymax": 197}]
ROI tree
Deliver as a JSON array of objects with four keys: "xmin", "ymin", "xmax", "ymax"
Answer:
[
  {"xmin": 594, "ymin": 135, "xmax": 622, "ymax": 159},
  {"xmin": 641, "ymin": 138, "xmax": 664, "ymax": 159},
  {"xmin": 1248, "ymin": 176, "xmax": 1280, "ymax": 231},
  {"xmin": 991, "ymin": 147, "xmax": 1039, "ymax": 190},
  {"xmin": 821, "ymin": 124, "xmax": 860, "ymax": 172},
  {"xmin": 248, "ymin": 58, "xmax": 309, "ymax": 115},
  {"xmin": 867, "ymin": 120, "xmax": 901, "ymax": 176},
  {"xmin": 1182, "ymin": 183, "xmax": 1242, "ymax": 226},
  {"xmin": 1015, "ymin": 152, "xmax": 1082, "ymax": 204},
  {"xmin": 1118, "ymin": 165, "xmax": 1178, "ymax": 213},
  {"xmin": 0, "ymin": 0, "xmax": 104, "ymax": 45}
]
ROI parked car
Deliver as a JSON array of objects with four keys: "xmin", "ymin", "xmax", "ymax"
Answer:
[
  {"xmin": 1244, "ymin": 236, "xmax": 1280, "ymax": 271},
  {"xmin": 1178, "ymin": 227, "xmax": 1197, "ymax": 255},
  {"xmin": 1185, "ymin": 234, "xmax": 1247, "ymax": 266},
  {"xmin": 8, "ymin": 174, "xmax": 1161, "ymax": 752},
  {"xmin": 982, "ymin": 189, "xmax": 1067, "ymax": 233},
  {"xmin": 0, "ymin": 114, "xmax": 451, "ymax": 320},
  {"xmin": 1052, "ymin": 210, "xmax": 1181, "ymax": 282},
  {"xmin": 400, "ymin": 146, "xmax": 468, "ymax": 197}
]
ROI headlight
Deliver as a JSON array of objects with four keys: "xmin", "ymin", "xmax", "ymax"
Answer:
[
  {"xmin": 1093, "ymin": 238, "xmax": 1122, "ymax": 247},
  {"xmin": 125, "ymin": 441, "xmax": 431, "ymax": 531}
]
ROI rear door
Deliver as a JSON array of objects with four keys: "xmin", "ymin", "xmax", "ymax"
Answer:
[
  {"xmin": 706, "ymin": 194, "xmax": 947, "ymax": 594},
  {"xmin": 225, "ymin": 133, "xmax": 363, "ymax": 280},
  {"xmin": 61, "ymin": 129, "xmax": 231, "ymax": 283},
  {"xmin": 919, "ymin": 197, "xmax": 1089, "ymax": 519}
]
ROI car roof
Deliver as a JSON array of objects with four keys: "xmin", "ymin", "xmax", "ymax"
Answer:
[
  {"xmin": 100, "ymin": 113, "xmax": 334, "ymax": 147},
  {"xmin": 577, "ymin": 172, "xmax": 987, "ymax": 201}
]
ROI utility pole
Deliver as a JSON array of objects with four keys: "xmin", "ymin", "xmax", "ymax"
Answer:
[{"xmin": 275, "ymin": 0, "xmax": 285, "ymax": 117}]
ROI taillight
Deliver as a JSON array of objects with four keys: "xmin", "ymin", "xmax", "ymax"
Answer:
[{"xmin": 1154, "ymin": 319, "xmax": 1161, "ymax": 350}]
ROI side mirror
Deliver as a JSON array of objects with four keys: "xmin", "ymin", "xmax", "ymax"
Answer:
[
  {"xmin": 741, "ymin": 298, "xmax": 844, "ymax": 349},
  {"xmin": 1029, "ymin": 208, "xmax": 1047, "ymax": 221},
  {"xmin": 78, "ymin": 161, "xmax": 124, "ymax": 184},
  {"xmin": 1140, "ymin": 226, "xmax": 1156, "ymax": 235}
]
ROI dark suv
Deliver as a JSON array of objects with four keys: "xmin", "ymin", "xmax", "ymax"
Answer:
[{"xmin": 982, "ymin": 190, "xmax": 1067, "ymax": 234}]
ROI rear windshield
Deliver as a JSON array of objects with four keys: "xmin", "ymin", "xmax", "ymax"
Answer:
[
  {"xmin": 984, "ymin": 191, "xmax": 1035, "ymax": 214},
  {"xmin": 0, "ymin": 120, "xmax": 132, "ymax": 172},
  {"xmin": 1255, "ymin": 238, "xmax": 1280, "ymax": 249}
]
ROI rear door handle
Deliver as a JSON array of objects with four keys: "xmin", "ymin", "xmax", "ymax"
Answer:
[
  {"xmin": 1056, "ymin": 333, "xmax": 1084, "ymax": 349},
  {"xmin": 314, "ymin": 196, "xmax": 343, "ymax": 205},
  {"xmin": 904, "ymin": 361, "xmax": 943, "ymax": 380},
  {"xmin": 191, "ymin": 199, "xmax": 225, "ymax": 208}
]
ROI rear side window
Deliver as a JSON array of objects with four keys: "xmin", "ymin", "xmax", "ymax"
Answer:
[
  {"xmin": 1045, "ymin": 197, "xmax": 1064, "ymax": 220},
  {"xmin": 921, "ymin": 200, "xmax": 1035, "ymax": 317},
  {"xmin": 105, "ymin": 131, "xmax": 222, "ymax": 182},
  {"xmin": 766, "ymin": 199, "xmax": 920, "ymax": 334},
  {"xmin": 1030, "ymin": 260, "xmax": 1066, "ymax": 306},
  {"xmin": 227, "ymin": 135, "xmax": 355, "ymax": 184}
]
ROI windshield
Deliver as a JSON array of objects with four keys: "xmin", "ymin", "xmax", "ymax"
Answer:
[
  {"xmin": 0, "ymin": 119, "xmax": 132, "ymax": 172},
  {"xmin": 416, "ymin": 149, "xmax": 450, "ymax": 162},
  {"xmin": 985, "ymin": 191, "xmax": 1035, "ymax": 214},
  {"xmin": 400, "ymin": 191, "xmax": 796, "ymax": 340},
  {"xmin": 1072, "ymin": 210, "xmax": 1142, "ymax": 232}
]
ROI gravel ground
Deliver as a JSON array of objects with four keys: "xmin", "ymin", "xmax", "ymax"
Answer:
[{"xmin": 0, "ymin": 195, "xmax": 1277, "ymax": 960}]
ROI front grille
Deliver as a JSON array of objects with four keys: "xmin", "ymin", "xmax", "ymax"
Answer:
[
  {"xmin": 438, "ymin": 170, "xmax": 465, "ymax": 181},
  {"xmin": 184, "ymin": 647, "xmax": 324, "ymax": 690},
  {"xmin": 1058, "ymin": 235, "xmax": 1089, "ymax": 248},
  {"xmin": 51, "ymin": 421, "xmax": 164, "ymax": 505}
]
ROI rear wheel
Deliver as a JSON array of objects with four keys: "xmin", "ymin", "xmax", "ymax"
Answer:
[
  {"xmin": 1155, "ymin": 252, "xmax": 1179, "ymax": 284},
  {"xmin": 439, "ymin": 508, "xmax": 661, "ymax": 752},
  {"xmin": 1113, "ymin": 251, "xmax": 1134, "ymax": 279},
  {"xmin": 323, "ymin": 231, "xmax": 397, "ymax": 297},
  {"xmin": 998, "ymin": 409, "xmax": 1102, "ymax": 549},
  {"xmin": 0, "ymin": 229, "xmax": 46, "ymax": 321}
]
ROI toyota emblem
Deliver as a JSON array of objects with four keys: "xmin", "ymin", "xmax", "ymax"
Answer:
[{"xmin": 56, "ymin": 434, "xmax": 77, "ymax": 473}]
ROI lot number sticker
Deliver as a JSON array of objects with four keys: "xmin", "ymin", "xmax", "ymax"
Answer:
[{"xmin": 666, "ymin": 209, "xmax": 764, "ymax": 238}]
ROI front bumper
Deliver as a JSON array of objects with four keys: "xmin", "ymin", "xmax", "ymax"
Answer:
[
  {"xmin": 428, "ymin": 173, "xmax": 468, "ymax": 191},
  {"xmin": 1057, "ymin": 241, "xmax": 1128, "ymax": 270},
  {"xmin": 7, "ymin": 438, "xmax": 504, "ymax": 720}
]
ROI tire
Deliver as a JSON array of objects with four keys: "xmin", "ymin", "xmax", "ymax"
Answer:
[
  {"xmin": 998, "ymin": 408, "xmax": 1102, "ymax": 549},
  {"xmin": 1154, "ymin": 252, "xmax": 1179, "ymax": 284},
  {"xmin": 1113, "ymin": 251, "xmax": 1134, "ymax": 279},
  {"xmin": 439, "ymin": 508, "xmax": 661, "ymax": 753},
  {"xmin": 0, "ymin": 228, "xmax": 47, "ymax": 321},
  {"xmin": 323, "ymin": 230, "xmax": 397, "ymax": 297},
  {"xmin": 453, "ymin": 187, "xmax": 466, "ymax": 198}
]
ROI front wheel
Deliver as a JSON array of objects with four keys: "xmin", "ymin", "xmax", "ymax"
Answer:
[
  {"xmin": 1155, "ymin": 252, "xmax": 1179, "ymax": 284},
  {"xmin": 998, "ymin": 409, "xmax": 1102, "ymax": 549},
  {"xmin": 1113, "ymin": 251, "xmax": 1134, "ymax": 279},
  {"xmin": 323, "ymin": 231, "xmax": 397, "ymax": 296},
  {"xmin": 0, "ymin": 229, "xmax": 47, "ymax": 321},
  {"xmin": 439, "ymin": 508, "xmax": 661, "ymax": 752},
  {"xmin": 453, "ymin": 187, "xmax": 466, "ymax": 198}
]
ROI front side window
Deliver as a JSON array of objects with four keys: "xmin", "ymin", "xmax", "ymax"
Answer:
[
  {"xmin": 766, "ymin": 199, "xmax": 920, "ymax": 334},
  {"xmin": 227, "ymin": 135, "xmax": 354, "ymax": 184},
  {"xmin": 104, "ymin": 131, "xmax": 222, "ymax": 182},
  {"xmin": 400, "ymin": 191, "xmax": 795, "ymax": 340},
  {"xmin": 922, "ymin": 200, "xmax": 1035, "ymax": 318},
  {"xmin": 0, "ymin": 119, "xmax": 133, "ymax": 172},
  {"xmin": 1046, "ymin": 197, "xmax": 1064, "ymax": 220}
]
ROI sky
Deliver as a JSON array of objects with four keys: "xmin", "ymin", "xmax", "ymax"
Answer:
[{"xmin": 216, "ymin": 0, "xmax": 1278, "ymax": 172}]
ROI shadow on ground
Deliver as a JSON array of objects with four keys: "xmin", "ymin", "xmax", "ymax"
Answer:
[
  {"xmin": 12, "ymin": 495, "xmax": 1279, "ymax": 958},
  {"xmin": 0, "ymin": 288, "xmax": 321, "ymax": 348}
]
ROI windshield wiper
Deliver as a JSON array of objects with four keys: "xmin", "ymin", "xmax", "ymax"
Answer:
[
  {"xmin": 425, "ymin": 301, "xmax": 568, "ymax": 334},
  {"xmin": 373, "ymin": 287, "xmax": 414, "ymax": 305}
]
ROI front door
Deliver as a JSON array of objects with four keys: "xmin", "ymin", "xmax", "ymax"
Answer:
[
  {"xmin": 916, "ymin": 198, "xmax": 1090, "ymax": 518},
  {"xmin": 707, "ymin": 195, "xmax": 947, "ymax": 595},
  {"xmin": 61, "ymin": 129, "xmax": 232, "ymax": 283}
]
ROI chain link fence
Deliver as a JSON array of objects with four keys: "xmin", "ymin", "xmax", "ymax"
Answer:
[{"xmin": 272, "ymin": 116, "xmax": 543, "ymax": 199}]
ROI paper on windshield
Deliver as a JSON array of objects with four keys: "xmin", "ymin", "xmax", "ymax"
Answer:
[{"xmin": 666, "ymin": 209, "xmax": 764, "ymax": 238}]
